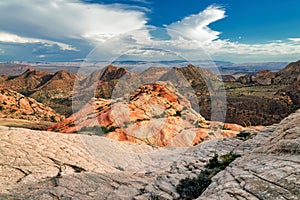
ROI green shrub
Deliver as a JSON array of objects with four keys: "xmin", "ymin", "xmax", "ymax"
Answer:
[
  {"xmin": 175, "ymin": 110, "xmax": 182, "ymax": 117},
  {"xmin": 176, "ymin": 152, "xmax": 241, "ymax": 199},
  {"xmin": 80, "ymin": 125, "xmax": 118, "ymax": 135},
  {"xmin": 220, "ymin": 152, "xmax": 240, "ymax": 167},
  {"xmin": 100, "ymin": 125, "xmax": 118, "ymax": 134},
  {"xmin": 80, "ymin": 125, "xmax": 104, "ymax": 134},
  {"xmin": 100, "ymin": 126, "xmax": 109, "ymax": 134},
  {"xmin": 205, "ymin": 154, "xmax": 219, "ymax": 169},
  {"xmin": 108, "ymin": 126, "xmax": 117, "ymax": 132},
  {"xmin": 124, "ymin": 121, "xmax": 134, "ymax": 128},
  {"xmin": 236, "ymin": 130, "xmax": 253, "ymax": 141}
]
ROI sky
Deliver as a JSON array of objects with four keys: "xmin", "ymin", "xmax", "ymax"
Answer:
[{"xmin": 0, "ymin": 0, "xmax": 300, "ymax": 63}]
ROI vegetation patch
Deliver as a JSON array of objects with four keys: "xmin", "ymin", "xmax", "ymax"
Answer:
[
  {"xmin": 79, "ymin": 125, "xmax": 118, "ymax": 135},
  {"xmin": 80, "ymin": 125, "xmax": 101, "ymax": 134},
  {"xmin": 100, "ymin": 125, "xmax": 118, "ymax": 134},
  {"xmin": 236, "ymin": 130, "xmax": 256, "ymax": 141},
  {"xmin": 176, "ymin": 152, "xmax": 241, "ymax": 199},
  {"xmin": 174, "ymin": 110, "xmax": 182, "ymax": 117}
]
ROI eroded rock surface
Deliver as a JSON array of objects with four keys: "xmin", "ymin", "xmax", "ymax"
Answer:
[
  {"xmin": 0, "ymin": 110, "xmax": 299, "ymax": 199},
  {"xmin": 198, "ymin": 110, "xmax": 300, "ymax": 200}
]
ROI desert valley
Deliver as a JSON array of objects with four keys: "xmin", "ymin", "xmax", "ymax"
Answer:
[{"xmin": 0, "ymin": 60, "xmax": 299, "ymax": 199}]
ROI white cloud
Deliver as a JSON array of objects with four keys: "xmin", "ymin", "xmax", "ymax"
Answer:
[
  {"xmin": 166, "ymin": 6, "xmax": 226, "ymax": 43},
  {"xmin": 0, "ymin": 0, "xmax": 147, "ymax": 47},
  {"xmin": 288, "ymin": 38, "xmax": 300, "ymax": 42},
  {"xmin": 0, "ymin": 32, "xmax": 76, "ymax": 51},
  {"xmin": 37, "ymin": 55, "xmax": 46, "ymax": 58}
]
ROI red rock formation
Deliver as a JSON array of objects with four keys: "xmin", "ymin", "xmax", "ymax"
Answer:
[
  {"xmin": 221, "ymin": 75, "xmax": 236, "ymax": 82},
  {"xmin": 0, "ymin": 88, "xmax": 64, "ymax": 122},
  {"xmin": 51, "ymin": 82, "xmax": 251, "ymax": 147},
  {"xmin": 0, "ymin": 68, "xmax": 79, "ymax": 116}
]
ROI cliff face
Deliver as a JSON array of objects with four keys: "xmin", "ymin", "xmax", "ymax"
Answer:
[{"xmin": 0, "ymin": 110, "xmax": 299, "ymax": 199}]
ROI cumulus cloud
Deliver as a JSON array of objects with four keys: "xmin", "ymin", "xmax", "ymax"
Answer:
[
  {"xmin": 166, "ymin": 6, "xmax": 226, "ymax": 43},
  {"xmin": 0, "ymin": 0, "xmax": 147, "ymax": 48}
]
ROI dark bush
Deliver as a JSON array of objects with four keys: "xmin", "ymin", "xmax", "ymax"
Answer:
[
  {"xmin": 236, "ymin": 130, "xmax": 253, "ymax": 141},
  {"xmin": 80, "ymin": 125, "xmax": 119, "ymax": 135},
  {"xmin": 175, "ymin": 110, "xmax": 182, "ymax": 117},
  {"xmin": 176, "ymin": 152, "xmax": 241, "ymax": 199},
  {"xmin": 108, "ymin": 126, "xmax": 117, "ymax": 132},
  {"xmin": 100, "ymin": 126, "xmax": 109, "ymax": 134},
  {"xmin": 80, "ymin": 125, "xmax": 105, "ymax": 134},
  {"xmin": 205, "ymin": 154, "xmax": 219, "ymax": 169}
]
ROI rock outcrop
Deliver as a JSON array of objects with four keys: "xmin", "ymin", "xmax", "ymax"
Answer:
[
  {"xmin": 0, "ymin": 88, "xmax": 64, "ymax": 122},
  {"xmin": 238, "ymin": 60, "xmax": 300, "ymax": 86},
  {"xmin": 0, "ymin": 109, "xmax": 299, "ymax": 199},
  {"xmin": 79, "ymin": 65, "xmax": 132, "ymax": 98},
  {"xmin": 198, "ymin": 110, "xmax": 300, "ymax": 200},
  {"xmin": 51, "ymin": 81, "xmax": 247, "ymax": 147},
  {"xmin": 0, "ymin": 68, "xmax": 79, "ymax": 116},
  {"xmin": 221, "ymin": 75, "xmax": 236, "ymax": 82},
  {"xmin": 286, "ymin": 79, "xmax": 300, "ymax": 105}
]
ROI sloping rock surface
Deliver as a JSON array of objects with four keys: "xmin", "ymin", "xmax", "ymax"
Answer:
[
  {"xmin": 0, "ymin": 110, "xmax": 299, "ymax": 199},
  {"xmin": 197, "ymin": 110, "xmax": 300, "ymax": 200}
]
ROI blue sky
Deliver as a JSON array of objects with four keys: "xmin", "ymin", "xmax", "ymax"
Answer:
[
  {"xmin": 146, "ymin": 0, "xmax": 300, "ymax": 43},
  {"xmin": 0, "ymin": 0, "xmax": 299, "ymax": 63}
]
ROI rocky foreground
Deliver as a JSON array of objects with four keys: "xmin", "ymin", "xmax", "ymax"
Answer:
[{"xmin": 0, "ymin": 109, "xmax": 299, "ymax": 199}]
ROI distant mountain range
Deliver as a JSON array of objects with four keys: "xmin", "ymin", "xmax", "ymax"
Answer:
[
  {"xmin": 0, "ymin": 60, "xmax": 288, "ymax": 76},
  {"xmin": 0, "ymin": 60, "xmax": 299, "ymax": 127}
]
